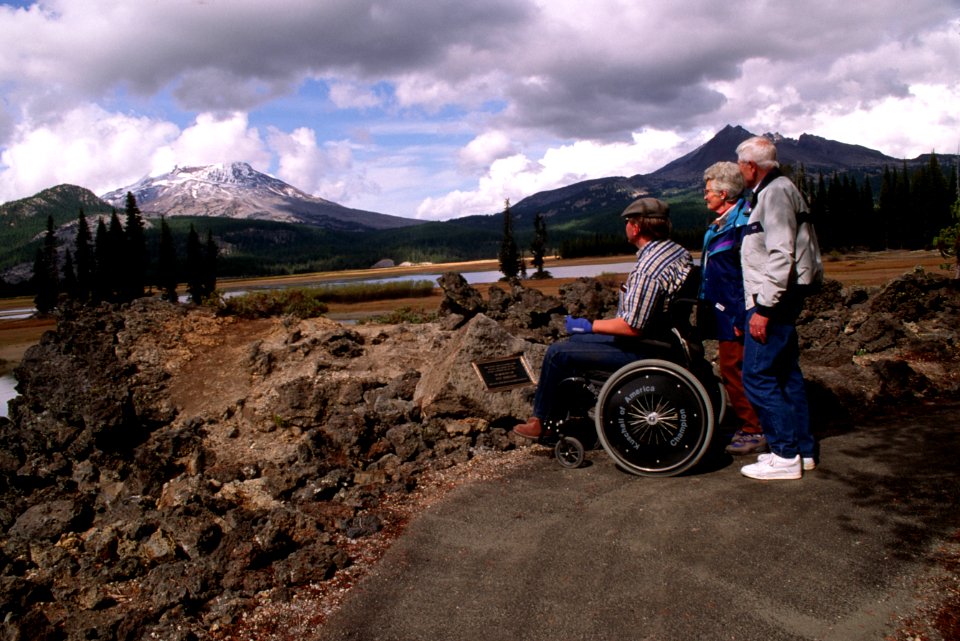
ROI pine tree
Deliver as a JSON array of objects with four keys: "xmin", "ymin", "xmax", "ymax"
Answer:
[
  {"xmin": 860, "ymin": 180, "xmax": 881, "ymax": 250},
  {"xmin": 947, "ymin": 158, "xmax": 959, "ymax": 207},
  {"xmin": 498, "ymin": 199, "xmax": 520, "ymax": 280},
  {"xmin": 810, "ymin": 172, "xmax": 827, "ymax": 236},
  {"xmin": 93, "ymin": 217, "xmax": 110, "ymax": 302},
  {"xmin": 186, "ymin": 224, "xmax": 205, "ymax": 304},
  {"xmin": 933, "ymin": 196, "xmax": 960, "ymax": 279},
  {"xmin": 922, "ymin": 153, "xmax": 952, "ymax": 242},
  {"xmin": 899, "ymin": 161, "xmax": 919, "ymax": 248},
  {"xmin": 839, "ymin": 174, "xmax": 859, "ymax": 249},
  {"xmin": 819, "ymin": 173, "xmax": 842, "ymax": 250},
  {"xmin": 32, "ymin": 215, "xmax": 60, "ymax": 314},
  {"xmin": 878, "ymin": 166, "xmax": 897, "ymax": 250},
  {"xmin": 530, "ymin": 212, "xmax": 551, "ymax": 278},
  {"xmin": 122, "ymin": 192, "xmax": 147, "ymax": 300},
  {"xmin": 202, "ymin": 230, "xmax": 218, "ymax": 298},
  {"xmin": 157, "ymin": 216, "xmax": 179, "ymax": 303},
  {"xmin": 62, "ymin": 249, "xmax": 77, "ymax": 299},
  {"xmin": 105, "ymin": 210, "xmax": 126, "ymax": 301},
  {"xmin": 74, "ymin": 209, "xmax": 94, "ymax": 302},
  {"xmin": 933, "ymin": 159, "xmax": 960, "ymax": 278}
]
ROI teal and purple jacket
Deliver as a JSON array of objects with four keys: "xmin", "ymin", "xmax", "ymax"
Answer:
[{"xmin": 699, "ymin": 198, "xmax": 751, "ymax": 341}]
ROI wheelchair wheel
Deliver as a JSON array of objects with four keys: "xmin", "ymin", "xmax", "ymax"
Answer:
[
  {"xmin": 595, "ymin": 359, "xmax": 714, "ymax": 477},
  {"xmin": 714, "ymin": 379, "xmax": 728, "ymax": 426},
  {"xmin": 555, "ymin": 436, "xmax": 586, "ymax": 469}
]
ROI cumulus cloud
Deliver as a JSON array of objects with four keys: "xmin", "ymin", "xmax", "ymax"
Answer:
[
  {"xmin": 458, "ymin": 132, "xmax": 518, "ymax": 171},
  {"xmin": 415, "ymin": 128, "xmax": 693, "ymax": 220},
  {"xmin": 809, "ymin": 84, "xmax": 960, "ymax": 158},
  {"xmin": 150, "ymin": 113, "xmax": 272, "ymax": 176},
  {"xmin": 0, "ymin": 104, "xmax": 179, "ymax": 199}
]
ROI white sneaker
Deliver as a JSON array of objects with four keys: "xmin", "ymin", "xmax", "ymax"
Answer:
[
  {"xmin": 741, "ymin": 453, "xmax": 802, "ymax": 480},
  {"xmin": 757, "ymin": 452, "xmax": 816, "ymax": 471}
]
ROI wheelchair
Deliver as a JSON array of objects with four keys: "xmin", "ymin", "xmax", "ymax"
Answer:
[{"xmin": 543, "ymin": 275, "xmax": 727, "ymax": 477}]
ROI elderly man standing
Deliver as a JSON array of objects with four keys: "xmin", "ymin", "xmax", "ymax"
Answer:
[
  {"xmin": 736, "ymin": 136, "xmax": 823, "ymax": 480},
  {"xmin": 513, "ymin": 197, "xmax": 692, "ymax": 440}
]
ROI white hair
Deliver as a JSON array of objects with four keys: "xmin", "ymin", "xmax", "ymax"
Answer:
[
  {"xmin": 703, "ymin": 161, "xmax": 745, "ymax": 202},
  {"xmin": 736, "ymin": 136, "xmax": 780, "ymax": 170}
]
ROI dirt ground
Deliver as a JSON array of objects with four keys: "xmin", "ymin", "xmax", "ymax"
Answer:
[{"xmin": 0, "ymin": 249, "xmax": 949, "ymax": 375}]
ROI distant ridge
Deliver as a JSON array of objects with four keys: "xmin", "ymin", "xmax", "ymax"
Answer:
[
  {"xmin": 647, "ymin": 124, "xmax": 899, "ymax": 186},
  {"xmin": 510, "ymin": 124, "xmax": 951, "ymax": 222},
  {"xmin": 0, "ymin": 184, "xmax": 113, "ymax": 226}
]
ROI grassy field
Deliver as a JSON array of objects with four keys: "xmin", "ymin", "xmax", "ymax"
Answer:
[{"xmin": 0, "ymin": 249, "xmax": 949, "ymax": 376}]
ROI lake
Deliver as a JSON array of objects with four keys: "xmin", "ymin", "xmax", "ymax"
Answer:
[
  {"xmin": 0, "ymin": 375, "xmax": 15, "ymax": 419},
  {"xmin": 232, "ymin": 261, "xmax": 640, "ymax": 293},
  {"xmin": 0, "ymin": 308, "xmax": 33, "ymax": 320},
  {"xmin": 364, "ymin": 262, "xmax": 638, "ymax": 285}
]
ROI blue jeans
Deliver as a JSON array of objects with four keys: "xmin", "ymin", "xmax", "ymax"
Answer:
[
  {"xmin": 742, "ymin": 309, "xmax": 815, "ymax": 459},
  {"xmin": 533, "ymin": 334, "xmax": 648, "ymax": 420}
]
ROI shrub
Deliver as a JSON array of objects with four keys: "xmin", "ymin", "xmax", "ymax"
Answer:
[
  {"xmin": 219, "ymin": 290, "xmax": 328, "ymax": 319},
  {"xmin": 218, "ymin": 280, "xmax": 435, "ymax": 319},
  {"xmin": 308, "ymin": 279, "xmax": 434, "ymax": 304},
  {"xmin": 360, "ymin": 306, "xmax": 438, "ymax": 324}
]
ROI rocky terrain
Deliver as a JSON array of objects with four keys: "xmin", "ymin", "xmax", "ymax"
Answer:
[{"xmin": 0, "ymin": 268, "xmax": 958, "ymax": 641}]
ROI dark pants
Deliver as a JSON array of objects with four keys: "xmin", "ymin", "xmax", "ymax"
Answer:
[
  {"xmin": 533, "ymin": 334, "xmax": 647, "ymax": 420},
  {"xmin": 742, "ymin": 309, "xmax": 815, "ymax": 459}
]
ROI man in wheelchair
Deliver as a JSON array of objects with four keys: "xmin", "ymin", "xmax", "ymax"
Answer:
[{"xmin": 513, "ymin": 197, "xmax": 693, "ymax": 443}]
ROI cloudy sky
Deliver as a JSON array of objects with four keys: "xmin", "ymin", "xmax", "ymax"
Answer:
[{"xmin": 0, "ymin": 0, "xmax": 958, "ymax": 220}]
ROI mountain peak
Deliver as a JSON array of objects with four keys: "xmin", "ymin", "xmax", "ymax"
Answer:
[
  {"xmin": 98, "ymin": 162, "xmax": 422, "ymax": 231},
  {"xmin": 171, "ymin": 161, "xmax": 260, "ymax": 185}
]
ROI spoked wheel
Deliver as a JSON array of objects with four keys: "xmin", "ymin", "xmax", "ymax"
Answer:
[
  {"xmin": 714, "ymin": 379, "xmax": 728, "ymax": 426},
  {"xmin": 555, "ymin": 436, "xmax": 586, "ymax": 469},
  {"xmin": 595, "ymin": 359, "xmax": 714, "ymax": 477}
]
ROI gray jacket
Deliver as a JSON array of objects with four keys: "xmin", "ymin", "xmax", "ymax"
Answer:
[{"xmin": 741, "ymin": 171, "xmax": 823, "ymax": 317}]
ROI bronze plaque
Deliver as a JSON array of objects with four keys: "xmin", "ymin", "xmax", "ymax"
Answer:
[{"xmin": 472, "ymin": 354, "xmax": 536, "ymax": 392}]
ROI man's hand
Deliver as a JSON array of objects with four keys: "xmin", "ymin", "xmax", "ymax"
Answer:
[
  {"xmin": 565, "ymin": 316, "xmax": 593, "ymax": 334},
  {"xmin": 749, "ymin": 313, "xmax": 769, "ymax": 344}
]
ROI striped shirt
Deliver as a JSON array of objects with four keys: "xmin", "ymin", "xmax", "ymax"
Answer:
[{"xmin": 617, "ymin": 239, "xmax": 692, "ymax": 330}]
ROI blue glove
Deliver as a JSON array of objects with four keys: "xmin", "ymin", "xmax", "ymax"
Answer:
[{"xmin": 565, "ymin": 316, "xmax": 593, "ymax": 334}]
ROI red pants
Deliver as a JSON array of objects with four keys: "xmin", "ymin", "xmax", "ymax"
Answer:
[{"xmin": 718, "ymin": 339, "xmax": 761, "ymax": 433}]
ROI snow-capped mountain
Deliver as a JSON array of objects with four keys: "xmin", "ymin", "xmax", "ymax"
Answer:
[{"xmin": 100, "ymin": 162, "xmax": 421, "ymax": 231}]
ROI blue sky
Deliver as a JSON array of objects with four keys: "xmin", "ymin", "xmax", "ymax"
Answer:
[{"xmin": 1, "ymin": 0, "xmax": 958, "ymax": 220}]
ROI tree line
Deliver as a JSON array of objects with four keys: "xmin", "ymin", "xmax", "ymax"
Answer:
[
  {"xmin": 31, "ymin": 192, "xmax": 218, "ymax": 314},
  {"xmin": 554, "ymin": 153, "xmax": 959, "ymax": 260},
  {"xmin": 796, "ymin": 153, "xmax": 958, "ymax": 252}
]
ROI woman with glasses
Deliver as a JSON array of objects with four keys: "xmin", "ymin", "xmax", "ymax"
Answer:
[{"xmin": 699, "ymin": 162, "xmax": 765, "ymax": 456}]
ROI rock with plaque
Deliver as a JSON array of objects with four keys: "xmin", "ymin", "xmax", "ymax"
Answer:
[{"xmin": 471, "ymin": 354, "xmax": 536, "ymax": 392}]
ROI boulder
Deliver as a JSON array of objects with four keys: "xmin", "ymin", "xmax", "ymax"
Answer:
[
  {"xmin": 414, "ymin": 314, "xmax": 545, "ymax": 423},
  {"xmin": 436, "ymin": 272, "xmax": 485, "ymax": 322},
  {"xmin": 559, "ymin": 277, "xmax": 620, "ymax": 319},
  {"xmin": 9, "ymin": 499, "xmax": 92, "ymax": 542}
]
